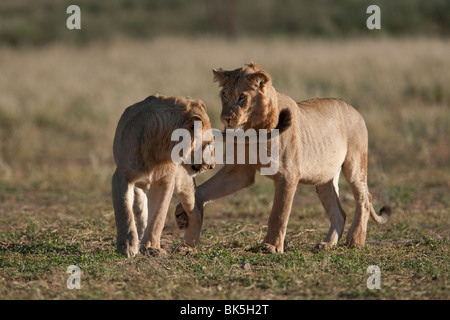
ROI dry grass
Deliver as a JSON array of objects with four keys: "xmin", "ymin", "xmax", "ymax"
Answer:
[{"xmin": 0, "ymin": 36, "xmax": 449, "ymax": 300}]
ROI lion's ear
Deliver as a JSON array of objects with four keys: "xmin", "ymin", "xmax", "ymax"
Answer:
[
  {"xmin": 186, "ymin": 115, "xmax": 203, "ymax": 135},
  {"xmin": 197, "ymin": 100, "xmax": 207, "ymax": 112},
  {"xmin": 247, "ymin": 71, "xmax": 270, "ymax": 89},
  {"xmin": 212, "ymin": 68, "xmax": 231, "ymax": 87},
  {"xmin": 190, "ymin": 99, "xmax": 207, "ymax": 112},
  {"xmin": 247, "ymin": 71, "xmax": 270, "ymax": 88}
]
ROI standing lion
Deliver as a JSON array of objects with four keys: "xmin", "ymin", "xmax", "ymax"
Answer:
[
  {"xmin": 112, "ymin": 94, "xmax": 214, "ymax": 257},
  {"xmin": 175, "ymin": 62, "xmax": 390, "ymax": 253}
]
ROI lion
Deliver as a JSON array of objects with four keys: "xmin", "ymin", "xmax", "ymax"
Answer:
[
  {"xmin": 174, "ymin": 62, "xmax": 391, "ymax": 253},
  {"xmin": 112, "ymin": 94, "xmax": 215, "ymax": 257}
]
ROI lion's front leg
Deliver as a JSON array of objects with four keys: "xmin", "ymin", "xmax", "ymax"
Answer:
[
  {"xmin": 174, "ymin": 169, "xmax": 203, "ymax": 247},
  {"xmin": 140, "ymin": 177, "xmax": 175, "ymax": 253},
  {"xmin": 174, "ymin": 165, "xmax": 256, "ymax": 230},
  {"xmin": 263, "ymin": 177, "xmax": 298, "ymax": 253},
  {"xmin": 182, "ymin": 198, "xmax": 204, "ymax": 247}
]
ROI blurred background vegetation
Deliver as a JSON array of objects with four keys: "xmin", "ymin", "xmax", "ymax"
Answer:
[{"xmin": 0, "ymin": 0, "xmax": 449, "ymax": 46}]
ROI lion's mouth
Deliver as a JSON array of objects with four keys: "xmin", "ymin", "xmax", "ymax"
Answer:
[
  {"xmin": 190, "ymin": 163, "xmax": 214, "ymax": 175},
  {"xmin": 224, "ymin": 122, "xmax": 246, "ymax": 130}
]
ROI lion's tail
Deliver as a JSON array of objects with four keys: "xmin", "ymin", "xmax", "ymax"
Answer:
[{"xmin": 370, "ymin": 205, "xmax": 392, "ymax": 224}]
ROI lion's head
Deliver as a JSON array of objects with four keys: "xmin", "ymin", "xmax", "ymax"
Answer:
[
  {"xmin": 212, "ymin": 62, "xmax": 279, "ymax": 131},
  {"xmin": 183, "ymin": 98, "xmax": 215, "ymax": 176}
]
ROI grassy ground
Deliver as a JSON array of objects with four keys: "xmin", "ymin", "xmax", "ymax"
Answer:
[{"xmin": 0, "ymin": 37, "xmax": 449, "ymax": 299}]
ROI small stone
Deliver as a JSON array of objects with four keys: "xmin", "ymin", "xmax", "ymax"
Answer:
[{"xmin": 240, "ymin": 261, "xmax": 251, "ymax": 270}]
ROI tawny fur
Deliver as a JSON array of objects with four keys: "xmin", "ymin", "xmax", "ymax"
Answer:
[
  {"xmin": 112, "ymin": 94, "xmax": 214, "ymax": 257},
  {"xmin": 175, "ymin": 62, "xmax": 390, "ymax": 253}
]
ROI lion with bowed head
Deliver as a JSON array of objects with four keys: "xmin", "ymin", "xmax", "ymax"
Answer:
[{"xmin": 112, "ymin": 94, "xmax": 215, "ymax": 257}]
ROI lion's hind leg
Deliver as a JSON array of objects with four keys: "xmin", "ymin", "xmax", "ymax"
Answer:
[
  {"xmin": 133, "ymin": 187, "xmax": 148, "ymax": 242},
  {"xmin": 112, "ymin": 170, "xmax": 140, "ymax": 258},
  {"xmin": 342, "ymin": 150, "xmax": 372, "ymax": 247},
  {"xmin": 314, "ymin": 168, "xmax": 346, "ymax": 252}
]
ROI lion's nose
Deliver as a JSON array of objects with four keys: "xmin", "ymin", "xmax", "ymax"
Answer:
[
  {"xmin": 221, "ymin": 113, "xmax": 236, "ymax": 126},
  {"xmin": 209, "ymin": 162, "xmax": 215, "ymax": 170},
  {"xmin": 221, "ymin": 116, "xmax": 231, "ymax": 125}
]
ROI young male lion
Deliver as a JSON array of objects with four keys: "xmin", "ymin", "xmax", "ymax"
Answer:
[
  {"xmin": 174, "ymin": 62, "xmax": 390, "ymax": 253},
  {"xmin": 112, "ymin": 94, "xmax": 215, "ymax": 257}
]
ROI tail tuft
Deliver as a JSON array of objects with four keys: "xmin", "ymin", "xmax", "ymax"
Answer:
[
  {"xmin": 370, "ymin": 205, "xmax": 392, "ymax": 224},
  {"xmin": 380, "ymin": 205, "xmax": 392, "ymax": 217},
  {"xmin": 276, "ymin": 108, "xmax": 292, "ymax": 133}
]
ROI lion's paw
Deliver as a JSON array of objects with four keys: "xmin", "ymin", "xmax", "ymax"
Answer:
[
  {"xmin": 117, "ymin": 237, "xmax": 139, "ymax": 258},
  {"xmin": 262, "ymin": 242, "xmax": 283, "ymax": 254},
  {"xmin": 141, "ymin": 246, "xmax": 167, "ymax": 257},
  {"xmin": 313, "ymin": 242, "xmax": 330, "ymax": 253}
]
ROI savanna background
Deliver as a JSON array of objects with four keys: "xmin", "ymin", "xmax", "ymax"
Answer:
[{"xmin": 0, "ymin": 0, "xmax": 448, "ymax": 300}]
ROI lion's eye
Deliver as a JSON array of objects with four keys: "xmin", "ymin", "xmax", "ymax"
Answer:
[
  {"xmin": 221, "ymin": 92, "xmax": 227, "ymax": 100},
  {"xmin": 239, "ymin": 93, "xmax": 246, "ymax": 101}
]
